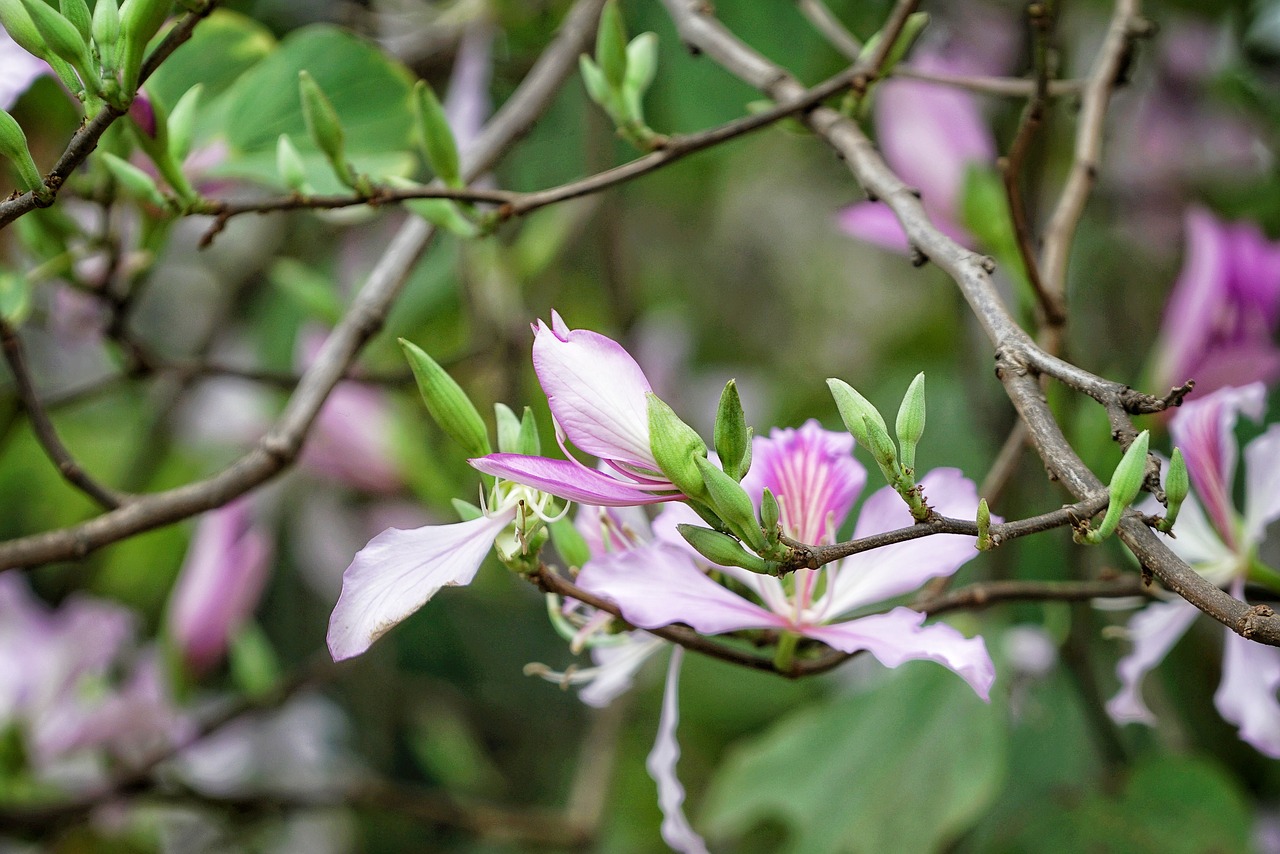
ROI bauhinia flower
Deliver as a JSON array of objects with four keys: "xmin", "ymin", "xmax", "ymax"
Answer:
[
  {"xmin": 576, "ymin": 421, "xmax": 995, "ymax": 853},
  {"xmin": 1108, "ymin": 383, "xmax": 1280, "ymax": 757},
  {"xmin": 1149, "ymin": 208, "xmax": 1280, "ymax": 396},
  {"xmin": 470, "ymin": 311, "xmax": 686, "ymax": 506}
]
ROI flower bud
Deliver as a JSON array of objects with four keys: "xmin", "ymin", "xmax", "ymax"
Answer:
[
  {"xmin": 827, "ymin": 377, "xmax": 888, "ymax": 451},
  {"xmin": 298, "ymin": 70, "xmax": 353, "ymax": 186},
  {"xmin": 1160, "ymin": 447, "xmax": 1189, "ymax": 532},
  {"xmin": 98, "ymin": 150, "xmax": 169, "ymax": 208},
  {"xmin": 975, "ymin": 498, "xmax": 992, "ymax": 551},
  {"xmin": 59, "ymin": 0, "xmax": 91, "ymax": 41},
  {"xmin": 412, "ymin": 80, "xmax": 461, "ymax": 188},
  {"xmin": 516, "ymin": 405, "xmax": 541, "ymax": 456},
  {"xmin": 0, "ymin": 0, "xmax": 49, "ymax": 59},
  {"xmin": 166, "ymin": 83, "xmax": 202, "ymax": 164},
  {"xmin": 495, "ymin": 402, "xmax": 521, "ymax": 454},
  {"xmin": 714, "ymin": 378, "xmax": 751, "ymax": 481},
  {"xmin": 92, "ymin": 0, "xmax": 120, "ymax": 50},
  {"xmin": 862, "ymin": 412, "xmax": 901, "ymax": 485},
  {"xmin": 1095, "ymin": 430, "xmax": 1150, "ymax": 540},
  {"xmin": 0, "ymin": 108, "xmax": 43, "ymax": 191},
  {"xmin": 119, "ymin": 0, "xmax": 170, "ymax": 45},
  {"xmin": 694, "ymin": 456, "xmax": 767, "ymax": 552},
  {"xmin": 20, "ymin": 0, "xmax": 95, "ymax": 92},
  {"xmin": 595, "ymin": 0, "xmax": 628, "ymax": 90},
  {"xmin": 678, "ymin": 524, "xmax": 773, "ymax": 574},
  {"xmin": 759, "ymin": 487, "xmax": 780, "ymax": 541},
  {"xmin": 400, "ymin": 338, "xmax": 492, "ymax": 460},
  {"xmin": 579, "ymin": 54, "xmax": 611, "ymax": 108},
  {"xmin": 895, "ymin": 372, "xmax": 926, "ymax": 474},
  {"xmin": 647, "ymin": 392, "xmax": 708, "ymax": 499},
  {"xmin": 275, "ymin": 133, "xmax": 311, "ymax": 194},
  {"xmin": 624, "ymin": 32, "xmax": 657, "ymax": 102}
]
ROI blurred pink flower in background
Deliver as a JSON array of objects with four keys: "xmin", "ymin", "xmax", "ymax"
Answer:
[
  {"xmin": 167, "ymin": 498, "xmax": 274, "ymax": 675},
  {"xmin": 0, "ymin": 27, "xmax": 51, "ymax": 110},
  {"xmin": 1150, "ymin": 208, "xmax": 1280, "ymax": 395}
]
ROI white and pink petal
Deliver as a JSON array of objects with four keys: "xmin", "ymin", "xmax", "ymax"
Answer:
[{"xmin": 1107, "ymin": 597, "xmax": 1200, "ymax": 725}]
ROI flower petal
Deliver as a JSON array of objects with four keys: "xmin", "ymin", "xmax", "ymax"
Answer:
[
  {"xmin": 1245, "ymin": 424, "xmax": 1280, "ymax": 545},
  {"xmin": 646, "ymin": 648, "xmax": 710, "ymax": 854},
  {"xmin": 740, "ymin": 419, "xmax": 866, "ymax": 545},
  {"xmin": 802, "ymin": 607, "xmax": 995, "ymax": 700},
  {"xmin": 837, "ymin": 202, "xmax": 912, "ymax": 253},
  {"xmin": 577, "ymin": 544, "xmax": 786, "ymax": 634},
  {"xmin": 579, "ymin": 633, "xmax": 666, "ymax": 708},
  {"xmin": 1106, "ymin": 598, "xmax": 1200, "ymax": 725},
  {"xmin": 1216, "ymin": 617, "xmax": 1280, "ymax": 758},
  {"xmin": 532, "ymin": 315, "xmax": 656, "ymax": 467},
  {"xmin": 470, "ymin": 454, "xmax": 679, "ymax": 506},
  {"xmin": 327, "ymin": 512, "xmax": 512, "ymax": 661},
  {"xmin": 823, "ymin": 468, "xmax": 984, "ymax": 616},
  {"xmin": 1170, "ymin": 382, "xmax": 1266, "ymax": 550},
  {"xmin": 1153, "ymin": 208, "xmax": 1233, "ymax": 391}
]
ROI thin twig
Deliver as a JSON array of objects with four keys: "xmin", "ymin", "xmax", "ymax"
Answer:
[
  {"xmin": 893, "ymin": 65, "xmax": 1084, "ymax": 97},
  {"xmin": 796, "ymin": 0, "xmax": 862, "ymax": 59}
]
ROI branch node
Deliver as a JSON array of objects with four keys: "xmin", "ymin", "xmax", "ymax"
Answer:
[{"xmin": 1241, "ymin": 604, "xmax": 1277, "ymax": 640}]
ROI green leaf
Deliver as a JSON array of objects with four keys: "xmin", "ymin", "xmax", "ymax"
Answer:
[
  {"xmin": 703, "ymin": 664, "xmax": 1007, "ymax": 853},
  {"xmin": 145, "ymin": 9, "xmax": 275, "ymax": 108}
]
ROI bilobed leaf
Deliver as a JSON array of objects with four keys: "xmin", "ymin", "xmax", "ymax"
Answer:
[{"xmin": 703, "ymin": 663, "xmax": 1007, "ymax": 853}]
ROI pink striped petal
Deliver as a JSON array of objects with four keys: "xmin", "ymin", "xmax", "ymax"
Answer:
[
  {"xmin": 470, "ymin": 454, "xmax": 679, "ymax": 506},
  {"xmin": 802, "ymin": 607, "xmax": 995, "ymax": 700},
  {"xmin": 647, "ymin": 648, "xmax": 709, "ymax": 854},
  {"xmin": 1216, "ymin": 618, "xmax": 1280, "ymax": 758},
  {"xmin": 1245, "ymin": 425, "xmax": 1280, "ymax": 545},
  {"xmin": 327, "ymin": 511, "xmax": 513, "ymax": 661}
]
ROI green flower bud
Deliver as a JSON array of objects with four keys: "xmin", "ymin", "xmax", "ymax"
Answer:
[
  {"xmin": 412, "ymin": 80, "xmax": 461, "ymax": 189},
  {"xmin": 98, "ymin": 150, "xmax": 168, "ymax": 208},
  {"xmin": 92, "ymin": 0, "xmax": 120, "ymax": 50},
  {"xmin": 579, "ymin": 54, "xmax": 611, "ymax": 108},
  {"xmin": 895, "ymin": 372, "xmax": 926, "ymax": 474},
  {"xmin": 275, "ymin": 134, "xmax": 311, "ymax": 194},
  {"xmin": 60, "ymin": 0, "xmax": 91, "ymax": 41},
  {"xmin": 166, "ymin": 83, "xmax": 201, "ymax": 164},
  {"xmin": 118, "ymin": 0, "xmax": 170, "ymax": 46},
  {"xmin": 495, "ymin": 402, "xmax": 522, "ymax": 454},
  {"xmin": 862, "ymin": 413, "xmax": 901, "ymax": 485},
  {"xmin": 298, "ymin": 70, "xmax": 353, "ymax": 186},
  {"xmin": 678, "ymin": 524, "xmax": 772, "ymax": 574},
  {"xmin": 595, "ymin": 0, "xmax": 628, "ymax": 90},
  {"xmin": 975, "ymin": 498, "xmax": 992, "ymax": 551},
  {"xmin": 647, "ymin": 392, "xmax": 708, "ymax": 498},
  {"xmin": 827, "ymin": 377, "xmax": 889, "ymax": 451},
  {"xmin": 0, "ymin": 0, "xmax": 49, "ymax": 59},
  {"xmin": 20, "ymin": 0, "xmax": 95, "ymax": 92},
  {"xmin": 694, "ymin": 456, "xmax": 767, "ymax": 552},
  {"xmin": 550, "ymin": 515, "xmax": 591, "ymax": 571},
  {"xmin": 517, "ymin": 405, "xmax": 541, "ymax": 456},
  {"xmin": 0, "ymin": 108, "xmax": 44, "ymax": 191},
  {"xmin": 714, "ymin": 378, "xmax": 750, "ymax": 481},
  {"xmin": 624, "ymin": 32, "xmax": 657, "ymax": 100},
  {"xmin": 1160, "ymin": 447, "xmax": 1189, "ymax": 533},
  {"xmin": 1095, "ymin": 430, "xmax": 1150, "ymax": 540},
  {"xmin": 400, "ymin": 338, "xmax": 491, "ymax": 460},
  {"xmin": 759, "ymin": 487, "xmax": 780, "ymax": 540},
  {"xmin": 129, "ymin": 88, "xmax": 196, "ymax": 202}
]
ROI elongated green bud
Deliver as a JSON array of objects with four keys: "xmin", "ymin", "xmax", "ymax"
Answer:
[
  {"xmin": 92, "ymin": 0, "xmax": 120, "ymax": 49},
  {"xmin": 0, "ymin": 0, "xmax": 49, "ymax": 59},
  {"xmin": 412, "ymin": 80, "xmax": 461, "ymax": 188},
  {"xmin": 0, "ymin": 109, "xmax": 43, "ymax": 191},
  {"xmin": 624, "ymin": 32, "xmax": 657, "ymax": 100},
  {"xmin": 1094, "ymin": 430, "xmax": 1151, "ymax": 540},
  {"xmin": 21, "ymin": 0, "xmax": 94, "ymax": 90},
  {"xmin": 99, "ymin": 151, "xmax": 168, "ymax": 208},
  {"xmin": 759, "ymin": 487, "xmax": 780, "ymax": 541},
  {"xmin": 579, "ymin": 54, "xmax": 611, "ymax": 107},
  {"xmin": 400, "ymin": 338, "xmax": 491, "ymax": 459},
  {"xmin": 694, "ymin": 456, "xmax": 766, "ymax": 552},
  {"xmin": 60, "ymin": 0, "xmax": 90, "ymax": 41},
  {"xmin": 975, "ymin": 498, "xmax": 992, "ymax": 551},
  {"xmin": 595, "ymin": 0, "xmax": 628, "ymax": 90},
  {"xmin": 862, "ymin": 413, "xmax": 901, "ymax": 485},
  {"xmin": 495, "ymin": 402, "xmax": 522, "ymax": 454},
  {"xmin": 678, "ymin": 524, "xmax": 772, "ymax": 573},
  {"xmin": 647, "ymin": 392, "xmax": 708, "ymax": 499},
  {"xmin": 714, "ymin": 379, "xmax": 750, "ymax": 481},
  {"xmin": 517, "ymin": 406, "xmax": 541, "ymax": 456},
  {"xmin": 275, "ymin": 134, "xmax": 311, "ymax": 194},
  {"xmin": 1160, "ymin": 447, "xmax": 1189, "ymax": 533},
  {"xmin": 118, "ymin": 0, "xmax": 170, "ymax": 45},
  {"xmin": 895, "ymin": 372, "xmax": 926, "ymax": 474},
  {"xmin": 166, "ymin": 83, "xmax": 202, "ymax": 163},
  {"xmin": 828, "ymin": 377, "xmax": 889, "ymax": 451},
  {"xmin": 298, "ymin": 71, "xmax": 352, "ymax": 186}
]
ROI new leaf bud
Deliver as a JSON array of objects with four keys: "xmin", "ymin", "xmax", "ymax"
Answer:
[
  {"xmin": 517, "ymin": 406, "xmax": 541, "ymax": 456},
  {"xmin": 595, "ymin": 0, "xmax": 628, "ymax": 90},
  {"xmin": 20, "ymin": 0, "xmax": 94, "ymax": 91},
  {"xmin": 694, "ymin": 456, "xmax": 767, "ymax": 552},
  {"xmin": 92, "ymin": 0, "xmax": 120, "ymax": 49},
  {"xmin": 59, "ymin": 0, "xmax": 91, "ymax": 41},
  {"xmin": 647, "ymin": 392, "xmax": 708, "ymax": 499},
  {"xmin": 298, "ymin": 70, "xmax": 353, "ymax": 186},
  {"xmin": 827, "ymin": 377, "xmax": 888, "ymax": 451},
  {"xmin": 166, "ymin": 83, "xmax": 202, "ymax": 164},
  {"xmin": 714, "ymin": 378, "xmax": 750, "ymax": 481},
  {"xmin": 579, "ymin": 54, "xmax": 612, "ymax": 108},
  {"xmin": 495, "ymin": 402, "xmax": 522, "ymax": 454},
  {"xmin": 624, "ymin": 32, "xmax": 658, "ymax": 99},
  {"xmin": 678, "ymin": 524, "xmax": 772, "ymax": 574},
  {"xmin": 0, "ymin": 108, "xmax": 44, "ymax": 191},
  {"xmin": 275, "ymin": 134, "xmax": 311, "ymax": 194},
  {"xmin": 862, "ymin": 413, "xmax": 901, "ymax": 485},
  {"xmin": 0, "ymin": 0, "xmax": 50, "ymax": 59},
  {"xmin": 412, "ymin": 80, "xmax": 461, "ymax": 188},
  {"xmin": 400, "ymin": 338, "xmax": 491, "ymax": 460},
  {"xmin": 759, "ymin": 487, "xmax": 780, "ymax": 540},
  {"xmin": 98, "ymin": 151, "xmax": 168, "ymax": 208},
  {"xmin": 895, "ymin": 372, "xmax": 926, "ymax": 474},
  {"xmin": 1161, "ymin": 447, "xmax": 1189, "ymax": 532},
  {"xmin": 975, "ymin": 498, "xmax": 992, "ymax": 551},
  {"xmin": 1095, "ymin": 430, "xmax": 1151, "ymax": 540}
]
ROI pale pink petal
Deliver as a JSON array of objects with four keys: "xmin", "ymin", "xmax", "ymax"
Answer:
[
  {"xmin": 327, "ymin": 511, "xmax": 513, "ymax": 660},
  {"xmin": 532, "ymin": 315, "xmax": 656, "ymax": 467},
  {"xmin": 303, "ymin": 381, "xmax": 402, "ymax": 492},
  {"xmin": 167, "ymin": 499, "xmax": 273, "ymax": 674},
  {"xmin": 579, "ymin": 633, "xmax": 666, "ymax": 708},
  {"xmin": 824, "ymin": 468, "xmax": 984, "ymax": 616},
  {"xmin": 1216, "ymin": 619, "xmax": 1280, "ymax": 758},
  {"xmin": 1153, "ymin": 208, "xmax": 1233, "ymax": 390},
  {"xmin": 740, "ymin": 420, "xmax": 866, "ymax": 545},
  {"xmin": 470, "ymin": 453, "xmax": 679, "ymax": 506},
  {"xmin": 577, "ymin": 544, "xmax": 786, "ymax": 635},
  {"xmin": 1107, "ymin": 598, "xmax": 1200, "ymax": 724},
  {"xmin": 802, "ymin": 607, "xmax": 995, "ymax": 700},
  {"xmin": 646, "ymin": 648, "xmax": 709, "ymax": 854},
  {"xmin": 574, "ymin": 503, "xmax": 653, "ymax": 555},
  {"xmin": 837, "ymin": 202, "xmax": 912, "ymax": 253},
  {"xmin": 1170, "ymin": 383, "xmax": 1265, "ymax": 550},
  {"xmin": 0, "ymin": 29, "xmax": 50, "ymax": 110},
  {"xmin": 1245, "ymin": 425, "xmax": 1280, "ymax": 545},
  {"xmin": 651, "ymin": 501, "xmax": 788, "ymax": 609},
  {"xmin": 1147, "ymin": 490, "xmax": 1236, "ymax": 578}
]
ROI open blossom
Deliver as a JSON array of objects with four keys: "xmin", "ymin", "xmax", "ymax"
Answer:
[
  {"xmin": 1108, "ymin": 383, "xmax": 1280, "ymax": 757},
  {"xmin": 470, "ymin": 312, "xmax": 685, "ymax": 506},
  {"xmin": 1149, "ymin": 209, "xmax": 1280, "ymax": 395},
  {"xmin": 575, "ymin": 421, "xmax": 994, "ymax": 853}
]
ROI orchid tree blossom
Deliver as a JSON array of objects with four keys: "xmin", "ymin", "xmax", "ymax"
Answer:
[
  {"xmin": 575, "ymin": 421, "xmax": 994, "ymax": 852},
  {"xmin": 470, "ymin": 312, "xmax": 686, "ymax": 507},
  {"xmin": 1108, "ymin": 383, "xmax": 1280, "ymax": 757},
  {"xmin": 1149, "ymin": 209, "xmax": 1280, "ymax": 396}
]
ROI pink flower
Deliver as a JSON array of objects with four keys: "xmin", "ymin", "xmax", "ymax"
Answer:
[
  {"xmin": 470, "ymin": 312, "xmax": 685, "ymax": 506},
  {"xmin": 166, "ymin": 499, "xmax": 273, "ymax": 674},
  {"xmin": 0, "ymin": 27, "xmax": 51, "ymax": 110},
  {"xmin": 1108, "ymin": 383, "xmax": 1280, "ymax": 757},
  {"xmin": 1149, "ymin": 209, "xmax": 1280, "ymax": 395}
]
